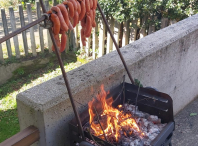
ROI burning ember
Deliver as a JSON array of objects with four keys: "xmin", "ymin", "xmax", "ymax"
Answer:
[{"xmin": 86, "ymin": 85, "xmax": 167, "ymax": 146}]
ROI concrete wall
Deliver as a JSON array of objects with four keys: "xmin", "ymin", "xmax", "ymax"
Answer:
[
  {"xmin": 17, "ymin": 14, "xmax": 198, "ymax": 146},
  {"xmin": 0, "ymin": 58, "xmax": 49, "ymax": 85}
]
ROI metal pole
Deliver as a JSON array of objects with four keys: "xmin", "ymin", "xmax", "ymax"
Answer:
[
  {"xmin": 97, "ymin": 3, "xmax": 135, "ymax": 84},
  {"xmin": 39, "ymin": 0, "xmax": 85, "ymax": 140},
  {"xmin": 0, "ymin": 16, "xmax": 45, "ymax": 44}
]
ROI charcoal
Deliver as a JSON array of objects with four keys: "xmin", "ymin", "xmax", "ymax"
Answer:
[
  {"xmin": 130, "ymin": 142, "xmax": 135, "ymax": 146},
  {"xmin": 124, "ymin": 104, "xmax": 138, "ymax": 113},
  {"xmin": 158, "ymin": 123, "xmax": 167, "ymax": 131},
  {"xmin": 148, "ymin": 115, "xmax": 161, "ymax": 124},
  {"xmin": 148, "ymin": 133, "xmax": 158, "ymax": 141},
  {"xmin": 134, "ymin": 111, "xmax": 146, "ymax": 118},
  {"xmin": 149, "ymin": 127, "xmax": 160, "ymax": 134},
  {"xmin": 143, "ymin": 140, "xmax": 152, "ymax": 146},
  {"xmin": 129, "ymin": 139, "xmax": 144, "ymax": 146}
]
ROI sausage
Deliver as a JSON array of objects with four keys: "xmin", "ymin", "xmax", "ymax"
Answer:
[
  {"xmin": 52, "ymin": 34, "xmax": 61, "ymax": 52},
  {"xmin": 76, "ymin": 1, "xmax": 81, "ymax": 14},
  {"xmin": 79, "ymin": 0, "xmax": 86, "ymax": 21},
  {"xmin": 92, "ymin": 0, "xmax": 97, "ymax": 9},
  {"xmin": 85, "ymin": 0, "xmax": 90, "ymax": 12},
  {"xmin": 92, "ymin": 9, "xmax": 96, "ymax": 27},
  {"xmin": 88, "ymin": 9, "xmax": 93, "ymax": 24},
  {"xmin": 59, "ymin": 30, "xmax": 67, "ymax": 52},
  {"xmin": 68, "ymin": 0, "xmax": 77, "ymax": 11},
  {"xmin": 84, "ymin": 15, "xmax": 92, "ymax": 37},
  {"xmin": 68, "ymin": 20, "xmax": 74, "ymax": 30},
  {"xmin": 56, "ymin": 4, "xmax": 73, "ymax": 30},
  {"xmin": 51, "ymin": 6, "xmax": 68, "ymax": 31},
  {"xmin": 81, "ymin": 16, "xmax": 86, "ymax": 27},
  {"xmin": 47, "ymin": 11, "xmax": 60, "ymax": 35},
  {"xmin": 56, "ymin": 4, "xmax": 70, "ymax": 27},
  {"xmin": 62, "ymin": 1, "xmax": 74, "ymax": 18},
  {"xmin": 89, "ymin": 0, "xmax": 93, "ymax": 9},
  {"xmin": 73, "ymin": 11, "xmax": 79, "ymax": 27}
]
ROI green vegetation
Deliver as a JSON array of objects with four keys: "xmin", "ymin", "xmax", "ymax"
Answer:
[
  {"xmin": 0, "ymin": 51, "xmax": 91, "ymax": 142},
  {"xmin": 98, "ymin": 0, "xmax": 198, "ymax": 30},
  {"xmin": 99, "ymin": 0, "xmax": 198, "ymax": 22}
]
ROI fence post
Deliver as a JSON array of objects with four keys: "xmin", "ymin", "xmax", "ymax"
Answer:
[
  {"xmin": 113, "ymin": 20, "xmax": 120, "ymax": 51},
  {"xmin": 1, "ymin": 8, "xmax": 12, "ymax": 58},
  {"xmin": 129, "ymin": 19, "xmax": 138, "ymax": 43},
  {"xmin": 27, "ymin": 3, "xmax": 37, "ymax": 56},
  {"xmin": 161, "ymin": 18, "xmax": 169, "ymax": 29},
  {"xmin": 169, "ymin": 19, "xmax": 177, "ymax": 25},
  {"xmin": 65, "ymin": 31, "xmax": 70, "ymax": 52},
  {"xmin": 45, "ymin": 0, "xmax": 52, "ymax": 53},
  {"xmin": 148, "ymin": 23, "xmax": 155, "ymax": 35},
  {"xmin": 148, "ymin": 17, "xmax": 156, "ymax": 35},
  {"xmin": 53, "ymin": 0, "xmax": 58, "ymax": 6},
  {"xmin": 70, "ymin": 30, "xmax": 76, "ymax": 51},
  {"xmin": 140, "ymin": 17, "xmax": 147, "ymax": 39},
  {"xmin": 79, "ymin": 26, "xmax": 84, "ymax": 51},
  {"xmin": 122, "ymin": 20, "xmax": 130, "ymax": 46},
  {"xmin": 85, "ymin": 36, "xmax": 91, "ymax": 57},
  {"xmin": 19, "ymin": 4, "xmax": 29, "ymax": 56},
  {"xmin": 92, "ymin": 19, "xmax": 99, "ymax": 59},
  {"xmin": 0, "ymin": 44, "xmax": 3, "ymax": 61},
  {"xmin": 106, "ymin": 16, "xmax": 114, "ymax": 53},
  {"xmin": 74, "ymin": 24, "xmax": 79, "ymax": 51},
  {"xmin": 98, "ymin": 19, "xmax": 106, "ymax": 57},
  {"xmin": 9, "ymin": 7, "xmax": 20, "ymax": 58},
  {"xmin": 36, "ymin": 2, "xmax": 45, "ymax": 53}
]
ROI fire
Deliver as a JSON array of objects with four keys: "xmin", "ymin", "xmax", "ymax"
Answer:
[{"xmin": 88, "ymin": 85, "xmax": 143, "ymax": 142}]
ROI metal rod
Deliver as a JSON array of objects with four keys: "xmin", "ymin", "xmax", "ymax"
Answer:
[
  {"xmin": 39, "ymin": 0, "xmax": 85, "ymax": 140},
  {"xmin": 0, "ymin": 16, "xmax": 45, "ymax": 44},
  {"xmin": 97, "ymin": 3, "xmax": 135, "ymax": 84},
  {"xmin": 135, "ymin": 83, "xmax": 141, "ymax": 114}
]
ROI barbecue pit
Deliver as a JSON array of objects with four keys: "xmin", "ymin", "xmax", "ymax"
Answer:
[{"xmin": 69, "ymin": 81, "xmax": 174, "ymax": 146}]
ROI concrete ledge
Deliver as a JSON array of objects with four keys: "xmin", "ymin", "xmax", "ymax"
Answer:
[{"xmin": 17, "ymin": 14, "xmax": 198, "ymax": 146}]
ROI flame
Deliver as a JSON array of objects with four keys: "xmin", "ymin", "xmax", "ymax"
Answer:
[{"xmin": 88, "ymin": 85, "xmax": 143, "ymax": 142}]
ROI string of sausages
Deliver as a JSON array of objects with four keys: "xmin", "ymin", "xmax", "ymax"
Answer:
[{"xmin": 47, "ymin": 0, "xmax": 97, "ymax": 53}]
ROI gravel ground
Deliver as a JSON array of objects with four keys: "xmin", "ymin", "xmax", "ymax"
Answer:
[{"xmin": 172, "ymin": 96, "xmax": 198, "ymax": 146}]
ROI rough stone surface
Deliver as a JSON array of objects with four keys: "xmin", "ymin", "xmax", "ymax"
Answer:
[
  {"xmin": 0, "ymin": 58, "xmax": 49, "ymax": 85},
  {"xmin": 172, "ymin": 97, "xmax": 198, "ymax": 146},
  {"xmin": 17, "ymin": 14, "xmax": 198, "ymax": 146}
]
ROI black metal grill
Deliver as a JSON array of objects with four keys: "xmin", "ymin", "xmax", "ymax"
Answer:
[{"xmin": 69, "ymin": 82, "xmax": 175, "ymax": 146}]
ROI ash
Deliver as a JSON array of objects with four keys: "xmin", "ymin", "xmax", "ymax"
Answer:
[
  {"xmin": 84, "ymin": 103, "xmax": 167, "ymax": 146},
  {"xmin": 120, "ymin": 104, "xmax": 166, "ymax": 146}
]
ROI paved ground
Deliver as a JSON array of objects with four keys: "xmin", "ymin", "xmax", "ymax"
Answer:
[{"xmin": 172, "ymin": 96, "xmax": 198, "ymax": 146}]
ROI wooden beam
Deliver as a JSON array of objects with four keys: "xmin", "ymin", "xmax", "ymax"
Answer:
[{"xmin": 0, "ymin": 126, "xmax": 39, "ymax": 146}]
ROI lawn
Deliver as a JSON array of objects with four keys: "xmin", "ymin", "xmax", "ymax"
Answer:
[{"xmin": 0, "ymin": 51, "xmax": 91, "ymax": 142}]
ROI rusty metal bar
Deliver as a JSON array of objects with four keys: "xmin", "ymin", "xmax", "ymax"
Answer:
[
  {"xmin": 0, "ymin": 16, "xmax": 46, "ymax": 44},
  {"xmin": 0, "ymin": 125, "xmax": 39, "ymax": 146},
  {"xmin": 39, "ymin": 0, "xmax": 85, "ymax": 140},
  {"xmin": 97, "ymin": 2, "xmax": 135, "ymax": 84}
]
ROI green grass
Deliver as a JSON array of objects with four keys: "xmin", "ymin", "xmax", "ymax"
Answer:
[{"xmin": 0, "ymin": 51, "xmax": 91, "ymax": 142}]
